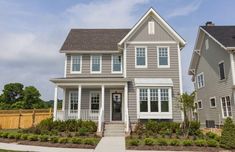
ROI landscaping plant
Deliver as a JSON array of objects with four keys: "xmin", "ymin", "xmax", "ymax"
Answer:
[{"xmin": 220, "ymin": 117, "xmax": 235, "ymax": 149}]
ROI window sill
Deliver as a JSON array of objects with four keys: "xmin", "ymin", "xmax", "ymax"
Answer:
[{"xmin": 138, "ymin": 112, "xmax": 172, "ymax": 119}]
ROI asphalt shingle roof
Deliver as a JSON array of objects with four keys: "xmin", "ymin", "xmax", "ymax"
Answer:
[{"xmin": 60, "ymin": 29, "xmax": 131, "ymax": 51}]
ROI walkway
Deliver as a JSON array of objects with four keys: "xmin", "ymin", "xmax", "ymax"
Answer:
[{"xmin": 94, "ymin": 137, "xmax": 125, "ymax": 152}]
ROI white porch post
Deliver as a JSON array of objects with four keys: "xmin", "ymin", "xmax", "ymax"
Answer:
[
  {"xmin": 53, "ymin": 86, "xmax": 58, "ymax": 121},
  {"xmin": 124, "ymin": 83, "xmax": 129, "ymax": 132},
  {"xmin": 62, "ymin": 89, "xmax": 66, "ymax": 111},
  {"xmin": 78, "ymin": 85, "xmax": 82, "ymax": 119},
  {"xmin": 98, "ymin": 85, "xmax": 105, "ymax": 132}
]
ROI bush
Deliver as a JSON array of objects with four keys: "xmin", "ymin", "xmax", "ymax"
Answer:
[
  {"xmin": 20, "ymin": 134, "xmax": 28, "ymax": 140},
  {"xmin": 194, "ymin": 139, "xmax": 207, "ymax": 147},
  {"xmin": 70, "ymin": 137, "xmax": 83, "ymax": 144},
  {"xmin": 78, "ymin": 127, "xmax": 88, "ymax": 136},
  {"xmin": 27, "ymin": 134, "xmax": 38, "ymax": 141},
  {"xmin": 50, "ymin": 136, "xmax": 59, "ymax": 143},
  {"xmin": 134, "ymin": 122, "xmax": 144, "ymax": 137},
  {"xmin": 145, "ymin": 120, "xmax": 159, "ymax": 135},
  {"xmin": 169, "ymin": 139, "xmax": 181, "ymax": 146},
  {"xmin": 205, "ymin": 132, "xmax": 217, "ymax": 139},
  {"xmin": 83, "ymin": 138, "xmax": 97, "ymax": 146},
  {"xmin": 82, "ymin": 121, "xmax": 97, "ymax": 133},
  {"xmin": 182, "ymin": 140, "xmax": 193, "ymax": 146},
  {"xmin": 144, "ymin": 138, "xmax": 155, "ymax": 146},
  {"xmin": 189, "ymin": 121, "xmax": 200, "ymax": 136},
  {"xmin": 2, "ymin": 132, "xmax": 9, "ymax": 138},
  {"xmin": 220, "ymin": 117, "xmax": 235, "ymax": 149},
  {"xmin": 58, "ymin": 137, "xmax": 68, "ymax": 144},
  {"xmin": 207, "ymin": 139, "xmax": 218, "ymax": 147},
  {"xmin": 37, "ymin": 118, "xmax": 54, "ymax": 131},
  {"xmin": 15, "ymin": 133, "xmax": 22, "ymax": 139},
  {"xmin": 128, "ymin": 139, "xmax": 140, "ymax": 146},
  {"xmin": 7, "ymin": 133, "xmax": 17, "ymax": 139},
  {"xmin": 38, "ymin": 135, "xmax": 49, "ymax": 142},
  {"xmin": 156, "ymin": 138, "xmax": 168, "ymax": 146}
]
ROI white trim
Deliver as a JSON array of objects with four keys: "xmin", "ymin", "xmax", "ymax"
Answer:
[
  {"xmin": 220, "ymin": 96, "xmax": 232, "ymax": 118},
  {"xmin": 57, "ymin": 82, "xmax": 126, "ymax": 87},
  {"xmin": 230, "ymin": 53, "xmax": 235, "ymax": 85},
  {"xmin": 118, "ymin": 8, "xmax": 186, "ymax": 46},
  {"xmin": 205, "ymin": 39, "xmax": 209, "ymax": 50},
  {"xmin": 135, "ymin": 46, "xmax": 148, "ymax": 68},
  {"xmin": 135, "ymin": 78, "xmax": 173, "ymax": 87},
  {"xmin": 89, "ymin": 91, "xmax": 101, "ymax": 116},
  {"xmin": 124, "ymin": 83, "xmax": 129, "ymax": 132},
  {"xmin": 209, "ymin": 96, "xmax": 216, "ymax": 108},
  {"xmin": 62, "ymin": 88, "xmax": 66, "ymax": 111},
  {"xmin": 78, "ymin": 85, "xmax": 82, "ymax": 119},
  {"xmin": 123, "ymin": 43, "xmax": 127, "ymax": 78},
  {"xmin": 70, "ymin": 55, "xmax": 82, "ymax": 74},
  {"xmin": 90, "ymin": 55, "xmax": 102, "ymax": 74},
  {"xmin": 111, "ymin": 54, "xmax": 123, "ymax": 74},
  {"xmin": 157, "ymin": 46, "xmax": 170, "ymax": 68},
  {"xmin": 64, "ymin": 55, "xmax": 67, "ymax": 77},
  {"xmin": 197, "ymin": 72, "xmax": 205, "ymax": 89},
  {"xmin": 126, "ymin": 41, "xmax": 177, "ymax": 44},
  {"xmin": 218, "ymin": 60, "xmax": 226, "ymax": 80},
  {"xmin": 110, "ymin": 90, "xmax": 124, "ymax": 122},
  {"xmin": 53, "ymin": 86, "xmax": 58, "ymax": 121},
  {"xmin": 68, "ymin": 90, "xmax": 78, "ymax": 116},
  {"xmin": 197, "ymin": 100, "xmax": 203, "ymax": 109},
  {"xmin": 148, "ymin": 21, "xmax": 155, "ymax": 35},
  {"xmin": 177, "ymin": 44, "xmax": 183, "ymax": 121}
]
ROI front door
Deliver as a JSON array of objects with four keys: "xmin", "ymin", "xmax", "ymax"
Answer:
[{"xmin": 112, "ymin": 93, "xmax": 122, "ymax": 121}]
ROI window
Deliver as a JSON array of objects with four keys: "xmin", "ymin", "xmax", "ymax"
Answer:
[
  {"xmin": 135, "ymin": 47, "xmax": 147, "ymax": 68},
  {"xmin": 91, "ymin": 55, "xmax": 102, "ymax": 73},
  {"xmin": 69, "ymin": 91, "xmax": 78, "ymax": 113},
  {"xmin": 198, "ymin": 100, "xmax": 202, "ymax": 109},
  {"xmin": 221, "ymin": 96, "xmax": 232, "ymax": 118},
  {"xmin": 71, "ymin": 55, "xmax": 81, "ymax": 73},
  {"xmin": 158, "ymin": 47, "xmax": 170, "ymax": 68},
  {"xmin": 205, "ymin": 39, "xmax": 209, "ymax": 50},
  {"xmin": 138, "ymin": 88, "xmax": 171, "ymax": 113},
  {"xmin": 139, "ymin": 89, "xmax": 148, "ymax": 112},
  {"xmin": 195, "ymin": 102, "xmax": 198, "ymax": 109},
  {"xmin": 197, "ymin": 73, "xmax": 205, "ymax": 89},
  {"xmin": 112, "ymin": 55, "xmax": 122, "ymax": 73},
  {"xmin": 90, "ymin": 91, "xmax": 100, "ymax": 114},
  {"xmin": 218, "ymin": 61, "xmax": 225, "ymax": 80},
  {"xmin": 210, "ymin": 97, "xmax": 216, "ymax": 108},
  {"xmin": 148, "ymin": 21, "xmax": 155, "ymax": 35}
]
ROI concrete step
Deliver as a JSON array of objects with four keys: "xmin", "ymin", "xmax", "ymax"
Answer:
[
  {"xmin": 105, "ymin": 126, "xmax": 125, "ymax": 129},
  {"xmin": 104, "ymin": 123, "xmax": 125, "ymax": 137},
  {"xmin": 104, "ymin": 132, "xmax": 125, "ymax": 136}
]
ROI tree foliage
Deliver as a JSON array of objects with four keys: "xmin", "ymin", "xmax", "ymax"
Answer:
[
  {"xmin": 220, "ymin": 117, "xmax": 235, "ymax": 149},
  {"xmin": 1, "ymin": 83, "xmax": 24, "ymax": 102}
]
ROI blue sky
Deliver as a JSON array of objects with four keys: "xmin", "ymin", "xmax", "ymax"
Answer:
[{"xmin": 0, "ymin": 0, "xmax": 235, "ymax": 100}]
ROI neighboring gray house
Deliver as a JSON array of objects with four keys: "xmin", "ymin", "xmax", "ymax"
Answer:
[
  {"xmin": 189, "ymin": 22, "xmax": 235, "ymax": 127},
  {"xmin": 51, "ymin": 8, "xmax": 186, "ymax": 135}
]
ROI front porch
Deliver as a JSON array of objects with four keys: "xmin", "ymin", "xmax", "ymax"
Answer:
[{"xmin": 51, "ymin": 78, "xmax": 130, "ymax": 133}]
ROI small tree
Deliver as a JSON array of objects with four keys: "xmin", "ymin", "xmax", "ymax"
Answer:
[
  {"xmin": 23, "ymin": 86, "xmax": 41, "ymax": 109},
  {"xmin": 178, "ymin": 92, "xmax": 195, "ymax": 137},
  {"xmin": 220, "ymin": 117, "xmax": 235, "ymax": 149},
  {"xmin": 2, "ymin": 83, "xmax": 24, "ymax": 102}
]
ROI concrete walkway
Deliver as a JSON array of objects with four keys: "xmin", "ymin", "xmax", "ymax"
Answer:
[
  {"xmin": 94, "ymin": 137, "xmax": 125, "ymax": 152},
  {"xmin": 0, "ymin": 142, "xmax": 93, "ymax": 152}
]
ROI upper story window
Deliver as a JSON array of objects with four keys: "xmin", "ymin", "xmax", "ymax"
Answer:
[
  {"xmin": 221, "ymin": 96, "xmax": 232, "ymax": 118},
  {"xmin": 112, "ymin": 55, "xmax": 122, "ymax": 73},
  {"xmin": 197, "ymin": 100, "xmax": 203, "ymax": 109},
  {"xmin": 157, "ymin": 47, "xmax": 170, "ymax": 68},
  {"xmin": 205, "ymin": 39, "xmax": 209, "ymax": 50},
  {"xmin": 135, "ymin": 47, "xmax": 147, "ymax": 68},
  {"xmin": 218, "ymin": 61, "xmax": 225, "ymax": 80},
  {"xmin": 148, "ymin": 21, "xmax": 155, "ymax": 35},
  {"xmin": 197, "ymin": 72, "xmax": 205, "ymax": 89},
  {"xmin": 71, "ymin": 55, "xmax": 82, "ymax": 73},
  {"xmin": 91, "ymin": 55, "xmax": 102, "ymax": 73},
  {"xmin": 210, "ymin": 97, "xmax": 216, "ymax": 108}
]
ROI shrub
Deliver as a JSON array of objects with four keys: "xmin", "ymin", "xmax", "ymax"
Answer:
[
  {"xmin": 156, "ymin": 138, "xmax": 168, "ymax": 146},
  {"xmin": 70, "ymin": 137, "xmax": 83, "ymax": 144},
  {"xmin": 220, "ymin": 117, "xmax": 235, "ymax": 149},
  {"xmin": 58, "ymin": 137, "xmax": 68, "ymax": 144},
  {"xmin": 207, "ymin": 139, "xmax": 218, "ymax": 147},
  {"xmin": 169, "ymin": 139, "xmax": 181, "ymax": 146},
  {"xmin": 27, "ymin": 135, "xmax": 38, "ymax": 141},
  {"xmin": 50, "ymin": 136, "xmax": 59, "ymax": 143},
  {"xmin": 206, "ymin": 132, "xmax": 217, "ymax": 139},
  {"xmin": 36, "ymin": 118, "xmax": 54, "ymax": 131},
  {"xmin": 20, "ymin": 134, "xmax": 28, "ymax": 140},
  {"xmin": 182, "ymin": 140, "xmax": 193, "ymax": 146},
  {"xmin": 38, "ymin": 135, "xmax": 49, "ymax": 142},
  {"xmin": 82, "ymin": 121, "xmax": 97, "ymax": 133},
  {"xmin": 128, "ymin": 139, "xmax": 140, "ymax": 146},
  {"xmin": 7, "ymin": 133, "xmax": 17, "ymax": 139},
  {"xmin": 83, "ymin": 138, "xmax": 97, "ymax": 146},
  {"xmin": 189, "ymin": 121, "xmax": 200, "ymax": 136},
  {"xmin": 194, "ymin": 139, "xmax": 207, "ymax": 147},
  {"xmin": 0, "ymin": 132, "xmax": 3, "ymax": 137},
  {"xmin": 78, "ymin": 127, "xmax": 88, "ymax": 136},
  {"xmin": 2, "ymin": 132, "xmax": 9, "ymax": 138},
  {"xmin": 145, "ymin": 120, "xmax": 159, "ymax": 135},
  {"xmin": 15, "ymin": 133, "xmax": 22, "ymax": 139},
  {"xmin": 134, "ymin": 122, "xmax": 144, "ymax": 137},
  {"xmin": 144, "ymin": 138, "xmax": 155, "ymax": 146}
]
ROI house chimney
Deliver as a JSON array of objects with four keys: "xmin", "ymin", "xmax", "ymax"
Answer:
[{"xmin": 205, "ymin": 21, "xmax": 215, "ymax": 26}]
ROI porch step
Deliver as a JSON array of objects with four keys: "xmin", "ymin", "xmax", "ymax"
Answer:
[{"xmin": 104, "ymin": 123, "xmax": 125, "ymax": 137}]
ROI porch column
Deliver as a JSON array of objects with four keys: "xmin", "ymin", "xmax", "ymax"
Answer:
[
  {"xmin": 77, "ymin": 85, "xmax": 82, "ymax": 119},
  {"xmin": 53, "ymin": 86, "xmax": 58, "ymax": 121},
  {"xmin": 124, "ymin": 83, "xmax": 129, "ymax": 132},
  {"xmin": 98, "ymin": 85, "xmax": 105, "ymax": 132},
  {"xmin": 101, "ymin": 85, "xmax": 105, "ymax": 111},
  {"xmin": 62, "ymin": 88, "xmax": 66, "ymax": 111}
]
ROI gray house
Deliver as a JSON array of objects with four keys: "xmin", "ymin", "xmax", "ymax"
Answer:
[
  {"xmin": 189, "ymin": 22, "xmax": 235, "ymax": 127},
  {"xmin": 51, "ymin": 8, "xmax": 186, "ymax": 136}
]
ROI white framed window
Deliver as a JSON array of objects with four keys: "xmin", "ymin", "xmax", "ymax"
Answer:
[
  {"xmin": 150, "ymin": 89, "xmax": 158, "ymax": 112},
  {"xmin": 205, "ymin": 39, "xmax": 209, "ymax": 50},
  {"xmin": 221, "ymin": 96, "xmax": 232, "ymax": 118},
  {"xmin": 139, "ymin": 88, "xmax": 148, "ymax": 112},
  {"xmin": 197, "ymin": 72, "xmax": 205, "ymax": 89},
  {"xmin": 90, "ymin": 55, "xmax": 102, "ymax": 73},
  {"xmin": 89, "ymin": 91, "xmax": 100, "ymax": 114},
  {"xmin": 210, "ymin": 97, "xmax": 216, "ymax": 108},
  {"xmin": 112, "ymin": 54, "xmax": 122, "ymax": 73},
  {"xmin": 69, "ymin": 91, "xmax": 78, "ymax": 114},
  {"xmin": 218, "ymin": 61, "xmax": 225, "ymax": 80},
  {"xmin": 148, "ymin": 21, "xmax": 155, "ymax": 35},
  {"xmin": 157, "ymin": 47, "xmax": 170, "ymax": 68},
  {"xmin": 197, "ymin": 100, "xmax": 203, "ymax": 109},
  {"xmin": 135, "ymin": 47, "xmax": 147, "ymax": 68},
  {"xmin": 71, "ymin": 55, "xmax": 82, "ymax": 73}
]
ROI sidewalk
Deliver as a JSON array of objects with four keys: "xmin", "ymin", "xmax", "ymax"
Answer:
[{"xmin": 94, "ymin": 137, "xmax": 125, "ymax": 152}]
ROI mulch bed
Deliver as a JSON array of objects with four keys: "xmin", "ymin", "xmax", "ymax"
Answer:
[
  {"xmin": 0, "ymin": 138, "xmax": 95, "ymax": 149},
  {"xmin": 127, "ymin": 145, "xmax": 235, "ymax": 152}
]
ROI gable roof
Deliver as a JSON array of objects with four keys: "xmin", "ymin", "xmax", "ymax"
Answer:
[
  {"xmin": 118, "ymin": 8, "xmax": 186, "ymax": 48},
  {"xmin": 60, "ymin": 29, "xmax": 130, "ymax": 52}
]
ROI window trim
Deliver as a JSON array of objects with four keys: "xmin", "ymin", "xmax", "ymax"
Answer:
[
  {"xmin": 148, "ymin": 21, "xmax": 155, "ymax": 35},
  {"xmin": 90, "ymin": 55, "xmax": 102, "ymax": 74},
  {"xmin": 220, "ymin": 96, "xmax": 232, "ymax": 118},
  {"xmin": 70, "ymin": 55, "xmax": 82, "ymax": 74},
  {"xmin": 89, "ymin": 91, "xmax": 101, "ymax": 116},
  {"xmin": 197, "ymin": 72, "xmax": 205, "ymax": 89},
  {"xmin": 135, "ymin": 46, "xmax": 148, "ymax": 68},
  {"xmin": 111, "ymin": 54, "xmax": 123, "ymax": 74},
  {"xmin": 68, "ymin": 91, "xmax": 78, "ymax": 115},
  {"xmin": 218, "ymin": 60, "xmax": 226, "ymax": 81},
  {"xmin": 197, "ymin": 100, "xmax": 203, "ymax": 109},
  {"xmin": 209, "ymin": 97, "xmax": 216, "ymax": 108},
  {"xmin": 157, "ymin": 46, "xmax": 170, "ymax": 68}
]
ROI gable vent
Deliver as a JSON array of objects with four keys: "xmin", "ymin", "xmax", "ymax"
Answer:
[{"xmin": 148, "ymin": 21, "xmax": 155, "ymax": 35}]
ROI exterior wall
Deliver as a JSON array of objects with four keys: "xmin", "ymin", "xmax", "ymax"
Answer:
[
  {"xmin": 195, "ymin": 34, "xmax": 234, "ymax": 127},
  {"xmin": 66, "ymin": 54, "xmax": 123, "ymax": 78}
]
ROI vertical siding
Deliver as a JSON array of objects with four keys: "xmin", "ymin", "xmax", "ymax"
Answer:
[{"xmin": 195, "ymin": 34, "xmax": 234, "ymax": 126}]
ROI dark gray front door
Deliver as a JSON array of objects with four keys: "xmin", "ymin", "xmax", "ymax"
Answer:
[{"xmin": 112, "ymin": 93, "xmax": 122, "ymax": 121}]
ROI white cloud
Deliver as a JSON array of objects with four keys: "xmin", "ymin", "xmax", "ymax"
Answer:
[{"xmin": 167, "ymin": 0, "xmax": 202, "ymax": 18}]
